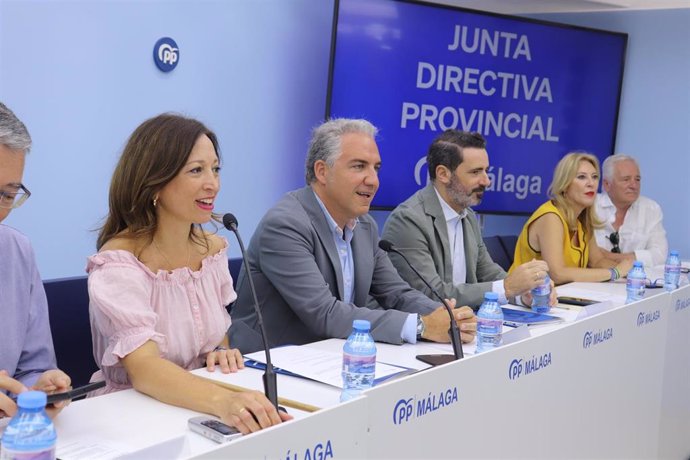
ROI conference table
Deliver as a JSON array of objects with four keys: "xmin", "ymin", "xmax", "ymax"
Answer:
[{"xmin": 50, "ymin": 279, "xmax": 690, "ymax": 459}]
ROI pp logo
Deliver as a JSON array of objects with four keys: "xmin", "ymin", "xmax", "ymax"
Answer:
[
  {"xmin": 153, "ymin": 37, "xmax": 179, "ymax": 72},
  {"xmin": 392, "ymin": 398, "xmax": 414, "ymax": 425},
  {"xmin": 508, "ymin": 358, "xmax": 523, "ymax": 380},
  {"xmin": 583, "ymin": 331, "xmax": 593, "ymax": 349},
  {"xmin": 414, "ymin": 156, "xmax": 429, "ymax": 186}
]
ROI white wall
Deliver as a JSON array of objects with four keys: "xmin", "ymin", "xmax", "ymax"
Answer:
[{"xmin": 0, "ymin": 0, "xmax": 334, "ymax": 279}]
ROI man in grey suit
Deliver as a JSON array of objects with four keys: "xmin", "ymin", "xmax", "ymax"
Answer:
[
  {"xmin": 230, "ymin": 119, "xmax": 476, "ymax": 354},
  {"xmin": 382, "ymin": 130, "xmax": 553, "ymax": 309}
]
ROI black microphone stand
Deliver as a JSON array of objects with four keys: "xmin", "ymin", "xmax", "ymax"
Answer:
[
  {"xmin": 379, "ymin": 240, "xmax": 463, "ymax": 365},
  {"xmin": 223, "ymin": 215, "xmax": 279, "ymax": 409}
]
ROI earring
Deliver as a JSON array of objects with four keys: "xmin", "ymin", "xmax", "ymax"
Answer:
[{"xmin": 153, "ymin": 197, "xmax": 158, "ymax": 207}]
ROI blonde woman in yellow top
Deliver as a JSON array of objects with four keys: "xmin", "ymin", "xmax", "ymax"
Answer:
[{"xmin": 510, "ymin": 152, "xmax": 632, "ymax": 285}]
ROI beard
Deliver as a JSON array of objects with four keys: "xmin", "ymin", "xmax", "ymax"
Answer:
[{"xmin": 447, "ymin": 174, "xmax": 485, "ymax": 209}]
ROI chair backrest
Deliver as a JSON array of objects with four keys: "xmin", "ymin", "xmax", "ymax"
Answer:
[
  {"xmin": 44, "ymin": 276, "xmax": 98, "ymax": 387},
  {"xmin": 498, "ymin": 235, "xmax": 518, "ymax": 267},
  {"xmin": 226, "ymin": 258, "xmax": 244, "ymax": 313},
  {"xmin": 483, "ymin": 236, "xmax": 511, "ymax": 271},
  {"xmin": 228, "ymin": 257, "xmax": 243, "ymax": 284}
]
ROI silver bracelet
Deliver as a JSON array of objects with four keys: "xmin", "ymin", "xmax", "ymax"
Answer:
[{"xmin": 213, "ymin": 346, "xmax": 228, "ymax": 352}]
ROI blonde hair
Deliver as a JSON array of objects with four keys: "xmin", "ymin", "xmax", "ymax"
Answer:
[{"xmin": 547, "ymin": 152, "xmax": 603, "ymax": 238}]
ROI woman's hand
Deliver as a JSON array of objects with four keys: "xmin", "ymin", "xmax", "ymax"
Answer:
[
  {"xmin": 216, "ymin": 389, "xmax": 293, "ymax": 434},
  {"xmin": 205, "ymin": 347, "xmax": 245, "ymax": 374},
  {"xmin": 615, "ymin": 258, "xmax": 634, "ymax": 279}
]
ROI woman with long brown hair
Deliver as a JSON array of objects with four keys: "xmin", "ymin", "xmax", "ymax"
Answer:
[
  {"xmin": 87, "ymin": 113, "xmax": 290, "ymax": 433},
  {"xmin": 510, "ymin": 152, "xmax": 632, "ymax": 284}
]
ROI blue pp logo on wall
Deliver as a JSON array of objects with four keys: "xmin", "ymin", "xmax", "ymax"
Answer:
[{"xmin": 153, "ymin": 37, "xmax": 179, "ymax": 72}]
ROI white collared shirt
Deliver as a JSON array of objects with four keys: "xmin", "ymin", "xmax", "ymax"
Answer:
[
  {"xmin": 433, "ymin": 187, "xmax": 507, "ymax": 303},
  {"xmin": 434, "ymin": 188, "xmax": 468, "ymax": 285},
  {"xmin": 594, "ymin": 193, "xmax": 668, "ymax": 267}
]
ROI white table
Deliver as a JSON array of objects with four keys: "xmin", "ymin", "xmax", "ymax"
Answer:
[{"xmin": 53, "ymin": 283, "xmax": 690, "ymax": 459}]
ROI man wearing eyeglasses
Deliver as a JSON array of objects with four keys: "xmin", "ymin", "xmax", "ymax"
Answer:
[
  {"xmin": 594, "ymin": 154, "xmax": 668, "ymax": 267},
  {"xmin": 0, "ymin": 102, "xmax": 71, "ymax": 418}
]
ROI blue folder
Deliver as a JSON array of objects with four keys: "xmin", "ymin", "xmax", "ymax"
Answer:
[{"xmin": 501, "ymin": 307, "xmax": 563, "ymax": 327}]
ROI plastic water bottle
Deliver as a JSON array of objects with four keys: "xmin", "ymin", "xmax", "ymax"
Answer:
[
  {"xmin": 0, "ymin": 391, "xmax": 56, "ymax": 460},
  {"xmin": 625, "ymin": 261, "xmax": 646, "ymax": 304},
  {"xmin": 476, "ymin": 292, "xmax": 503, "ymax": 353},
  {"xmin": 340, "ymin": 319, "xmax": 376, "ymax": 402},
  {"xmin": 531, "ymin": 273, "xmax": 551, "ymax": 313},
  {"xmin": 664, "ymin": 250, "xmax": 681, "ymax": 292}
]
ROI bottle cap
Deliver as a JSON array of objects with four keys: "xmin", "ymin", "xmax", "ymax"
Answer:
[
  {"xmin": 16, "ymin": 391, "xmax": 47, "ymax": 409},
  {"xmin": 353, "ymin": 319, "xmax": 371, "ymax": 331},
  {"xmin": 484, "ymin": 292, "xmax": 499, "ymax": 301},
  {"xmin": 633, "ymin": 261, "xmax": 643, "ymax": 268},
  {"xmin": 670, "ymin": 250, "xmax": 679, "ymax": 257}
]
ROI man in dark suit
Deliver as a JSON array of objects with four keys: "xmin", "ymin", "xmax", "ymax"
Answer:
[
  {"xmin": 230, "ymin": 119, "xmax": 476, "ymax": 353},
  {"xmin": 382, "ymin": 130, "xmax": 554, "ymax": 308}
]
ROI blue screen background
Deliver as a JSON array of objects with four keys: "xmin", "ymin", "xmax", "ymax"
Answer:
[{"xmin": 329, "ymin": 0, "xmax": 627, "ymax": 213}]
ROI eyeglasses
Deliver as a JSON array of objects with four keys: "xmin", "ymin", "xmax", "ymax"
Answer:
[
  {"xmin": 646, "ymin": 278, "xmax": 665, "ymax": 289},
  {"xmin": 607, "ymin": 231, "xmax": 620, "ymax": 253},
  {"xmin": 0, "ymin": 184, "xmax": 31, "ymax": 209}
]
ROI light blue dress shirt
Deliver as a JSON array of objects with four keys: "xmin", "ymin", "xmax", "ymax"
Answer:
[
  {"xmin": 313, "ymin": 195, "xmax": 356, "ymax": 304},
  {"xmin": 313, "ymin": 195, "xmax": 418, "ymax": 343},
  {"xmin": 0, "ymin": 224, "xmax": 57, "ymax": 390}
]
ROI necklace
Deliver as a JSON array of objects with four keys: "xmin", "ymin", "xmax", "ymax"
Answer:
[{"xmin": 152, "ymin": 238, "xmax": 192, "ymax": 270}]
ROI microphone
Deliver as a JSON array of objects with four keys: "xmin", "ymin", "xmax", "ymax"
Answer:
[
  {"xmin": 222, "ymin": 213, "xmax": 279, "ymax": 409},
  {"xmin": 378, "ymin": 239, "xmax": 463, "ymax": 365}
]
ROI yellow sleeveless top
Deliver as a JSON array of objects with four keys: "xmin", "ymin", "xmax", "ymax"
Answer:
[{"xmin": 509, "ymin": 201, "xmax": 589, "ymax": 272}]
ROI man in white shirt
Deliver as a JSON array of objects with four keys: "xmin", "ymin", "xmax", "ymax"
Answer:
[{"xmin": 594, "ymin": 154, "xmax": 668, "ymax": 267}]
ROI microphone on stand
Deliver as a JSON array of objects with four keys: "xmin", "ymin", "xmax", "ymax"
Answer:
[
  {"xmin": 378, "ymin": 239, "xmax": 463, "ymax": 365},
  {"xmin": 222, "ymin": 213, "xmax": 279, "ymax": 409}
]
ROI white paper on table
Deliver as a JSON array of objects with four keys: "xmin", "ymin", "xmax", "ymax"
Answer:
[
  {"xmin": 244, "ymin": 345, "xmax": 410, "ymax": 388},
  {"xmin": 57, "ymin": 438, "xmax": 128, "ymax": 460},
  {"xmin": 555, "ymin": 285, "xmax": 622, "ymax": 303}
]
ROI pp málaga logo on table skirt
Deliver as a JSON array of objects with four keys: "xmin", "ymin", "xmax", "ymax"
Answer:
[
  {"xmin": 392, "ymin": 386, "xmax": 459, "ymax": 425},
  {"xmin": 582, "ymin": 328, "xmax": 613, "ymax": 349},
  {"xmin": 153, "ymin": 37, "xmax": 179, "ymax": 72},
  {"xmin": 508, "ymin": 352, "xmax": 552, "ymax": 380}
]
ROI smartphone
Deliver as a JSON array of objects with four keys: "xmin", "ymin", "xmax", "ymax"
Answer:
[
  {"xmin": 188, "ymin": 416, "xmax": 242, "ymax": 443},
  {"xmin": 557, "ymin": 296, "xmax": 597, "ymax": 306},
  {"xmin": 10, "ymin": 380, "xmax": 106, "ymax": 404},
  {"xmin": 47, "ymin": 380, "xmax": 106, "ymax": 404}
]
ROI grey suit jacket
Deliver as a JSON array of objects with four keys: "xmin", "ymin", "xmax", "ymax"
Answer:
[
  {"xmin": 229, "ymin": 187, "xmax": 438, "ymax": 354},
  {"xmin": 381, "ymin": 184, "xmax": 506, "ymax": 308}
]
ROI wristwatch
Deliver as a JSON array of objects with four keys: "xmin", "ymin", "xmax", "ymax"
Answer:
[{"xmin": 416, "ymin": 315, "xmax": 425, "ymax": 339}]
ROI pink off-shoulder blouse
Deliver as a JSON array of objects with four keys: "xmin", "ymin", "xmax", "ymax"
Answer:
[{"xmin": 86, "ymin": 238, "xmax": 236, "ymax": 394}]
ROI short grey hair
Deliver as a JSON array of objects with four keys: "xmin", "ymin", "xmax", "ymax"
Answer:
[
  {"xmin": 305, "ymin": 118, "xmax": 378, "ymax": 184},
  {"xmin": 0, "ymin": 103, "xmax": 32, "ymax": 154},
  {"xmin": 602, "ymin": 154, "xmax": 638, "ymax": 181}
]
